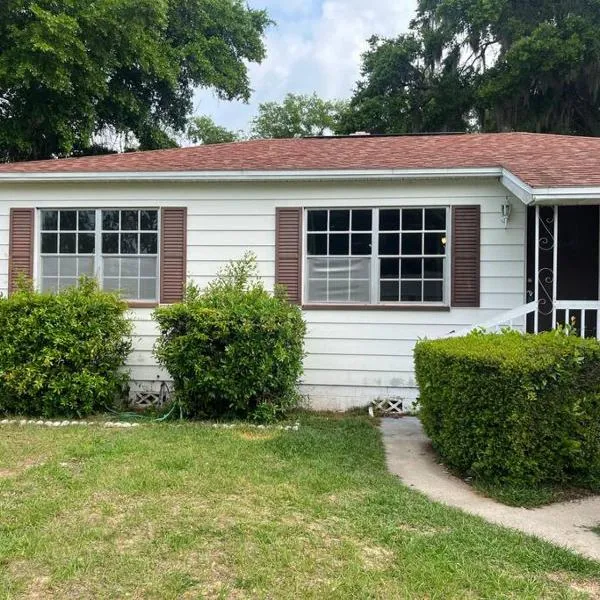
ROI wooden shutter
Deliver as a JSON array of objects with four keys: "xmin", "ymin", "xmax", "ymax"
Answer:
[
  {"xmin": 451, "ymin": 205, "xmax": 481, "ymax": 307},
  {"xmin": 160, "ymin": 207, "xmax": 187, "ymax": 304},
  {"xmin": 8, "ymin": 208, "xmax": 34, "ymax": 293},
  {"xmin": 275, "ymin": 208, "xmax": 302, "ymax": 304}
]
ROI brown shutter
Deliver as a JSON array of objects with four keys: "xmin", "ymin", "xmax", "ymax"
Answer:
[
  {"xmin": 8, "ymin": 208, "xmax": 34, "ymax": 293},
  {"xmin": 275, "ymin": 208, "xmax": 302, "ymax": 304},
  {"xmin": 451, "ymin": 205, "xmax": 481, "ymax": 307},
  {"xmin": 160, "ymin": 207, "xmax": 187, "ymax": 304}
]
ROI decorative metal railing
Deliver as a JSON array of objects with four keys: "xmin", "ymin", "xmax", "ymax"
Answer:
[{"xmin": 450, "ymin": 299, "xmax": 600, "ymax": 339}]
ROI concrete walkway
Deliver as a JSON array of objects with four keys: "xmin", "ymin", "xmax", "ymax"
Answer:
[{"xmin": 381, "ymin": 417, "xmax": 600, "ymax": 562}]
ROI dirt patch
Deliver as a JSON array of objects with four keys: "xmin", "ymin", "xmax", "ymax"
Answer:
[
  {"xmin": 360, "ymin": 545, "xmax": 394, "ymax": 571},
  {"xmin": 0, "ymin": 457, "xmax": 46, "ymax": 479},
  {"xmin": 547, "ymin": 572, "xmax": 600, "ymax": 598}
]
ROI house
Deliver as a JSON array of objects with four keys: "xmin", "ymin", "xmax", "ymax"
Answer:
[{"xmin": 1, "ymin": 132, "xmax": 599, "ymax": 411}]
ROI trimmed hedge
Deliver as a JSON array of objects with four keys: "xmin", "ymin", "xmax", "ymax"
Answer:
[
  {"xmin": 153, "ymin": 254, "xmax": 306, "ymax": 421},
  {"xmin": 0, "ymin": 278, "xmax": 132, "ymax": 417},
  {"xmin": 414, "ymin": 331, "xmax": 600, "ymax": 488}
]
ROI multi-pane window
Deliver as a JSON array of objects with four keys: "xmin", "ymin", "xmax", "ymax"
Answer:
[
  {"xmin": 39, "ymin": 209, "xmax": 159, "ymax": 301},
  {"xmin": 305, "ymin": 207, "xmax": 447, "ymax": 304},
  {"xmin": 306, "ymin": 209, "xmax": 373, "ymax": 303}
]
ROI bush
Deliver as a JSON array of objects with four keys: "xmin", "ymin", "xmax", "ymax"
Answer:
[
  {"xmin": 153, "ymin": 253, "xmax": 306, "ymax": 421},
  {"xmin": 0, "ymin": 278, "xmax": 132, "ymax": 417},
  {"xmin": 414, "ymin": 330, "xmax": 600, "ymax": 489}
]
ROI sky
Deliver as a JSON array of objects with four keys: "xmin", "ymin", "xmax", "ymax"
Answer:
[{"xmin": 193, "ymin": 0, "xmax": 417, "ymax": 133}]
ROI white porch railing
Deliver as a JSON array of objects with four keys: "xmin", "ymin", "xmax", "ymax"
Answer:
[{"xmin": 450, "ymin": 300, "xmax": 600, "ymax": 339}]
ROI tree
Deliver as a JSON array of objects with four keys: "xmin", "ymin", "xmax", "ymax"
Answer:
[
  {"xmin": 250, "ymin": 93, "xmax": 348, "ymax": 138},
  {"xmin": 187, "ymin": 115, "xmax": 241, "ymax": 144},
  {"xmin": 340, "ymin": 1, "xmax": 600, "ymax": 136},
  {"xmin": 0, "ymin": 0, "xmax": 270, "ymax": 162}
]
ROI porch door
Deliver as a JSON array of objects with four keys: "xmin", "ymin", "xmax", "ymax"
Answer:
[{"xmin": 526, "ymin": 205, "xmax": 599, "ymax": 335}]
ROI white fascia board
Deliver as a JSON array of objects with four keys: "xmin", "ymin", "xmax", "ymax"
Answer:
[
  {"xmin": 530, "ymin": 187, "xmax": 600, "ymax": 202},
  {"xmin": 500, "ymin": 169, "xmax": 534, "ymax": 204},
  {"xmin": 0, "ymin": 166, "xmax": 503, "ymax": 183}
]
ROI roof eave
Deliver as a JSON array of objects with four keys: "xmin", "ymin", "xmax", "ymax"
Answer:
[{"xmin": 0, "ymin": 167, "xmax": 502, "ymax": 183}]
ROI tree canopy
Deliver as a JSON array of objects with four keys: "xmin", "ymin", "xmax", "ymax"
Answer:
[
  {"xmin": 0, "ymin": 0, "xmax": 270, "ymax": 161},
  {"xmin": 187, "ymin": 115, "xmax": 240, "ymax": 145},
  {"xmin": 339, "ymin": 0, "xmax": 600, "ymax": 136},
  {"xmin": 250, "ymin": 93, "xmax": 348, "ymax": 139}
]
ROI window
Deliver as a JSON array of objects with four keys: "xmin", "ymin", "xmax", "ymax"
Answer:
[
  {"xmin": 305, "ymin": 208, "xmax": 447, "ymax": 304},
  {"xmin": 40, "ymin": 209, "xmax": 159, "ymax": 301}
]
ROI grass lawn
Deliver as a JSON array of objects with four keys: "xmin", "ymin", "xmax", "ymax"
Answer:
[{"xmin": 0, "ymin": 415, "xmax": 599, "ymax": 599}]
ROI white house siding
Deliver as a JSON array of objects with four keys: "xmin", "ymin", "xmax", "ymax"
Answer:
[{"xmin": 0, "ymin": 178, "xmax": 526, "ymax": 410}]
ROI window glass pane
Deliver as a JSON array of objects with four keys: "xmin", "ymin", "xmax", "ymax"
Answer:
[
  {"xmin": 328, "ymin": 257, "xmax": 349, "ymax": 279},
  {"xmin": 379, "ymin": 209, "xmax": 400, "ymax": 231},
  {"xmin": 140, "ymin": 278, "xmax": 157, "ymax": 300},
  {"xmin": 379, "ymin": 233, "xmax": 399, "ymax": 255},
  {"xmin": 41, "ymin": 211, "xmax": 58, "ymax": 231},
  {"xmin": 401, "ymin": 281, "xmax": 423, "ymax": 302},
  {"xmin": 307, "ymin": 210, "xmax": 327, "ymax": 232},
  {"xmin": 103, "ymin": 278, "xmax": 120, "ymax": 292},
  {"xmin": 41, "ymin": 278, "xmax": 58, "ymax": 293},
  {"xmin": 329, "ymin": 234, "xmax": 349, "ymax": 255},
  {"xmin": 119, "ymin": 278, "xmax": 138, "ymax": 298},
  {"xmin": 121, "ymin": 210, "xmax": 139, "ymax": 230},
  {"xmin": 307, "ymin": 257, "xmax": 328, "ymax": 279},
  {"xmin": 425, "ymin": 208, "xmax": 446, "ymax": 230},
  {"xmin": 140, "ymin": 233, "xmax": 158, "ymax": 254},
  {"xmin": 307, "ymin": 279, "xmax": 328, "ymax": 303},
  {"xmin": 141, "ymin": 210, "xmax": 158, "ymax": 231},
  {"xmin": 351, "ymin": 233, "xmax": 371, "ymax": 255},
  {"xmin": 78, "ymin": 211, "xmax": 95, "ymax": 231},
  {"xmin": 120, "ymin": 233, "xmax": 138, "ymax": 254},
  {"xmin": 329, "ymin": 210, "xmax": 350, "ymax": 231},
  {"xmin": 307, "ymin": 234, "xmax": 327, "ymax": 255},
  {"xmin": 424, "ymin": 281, "xmax": 444, "ymax": 302},
  {"xmin": 102, "ymin": 233, "xmax": 119, "ymax": 254},
  {"xmin": 350, "ymin": 280, "xmax": 370, "ymax": 303},
  {"xmin": 328, "ymin": 279, "xmax": 350, "ymax": 302},
  {"xmin": 59, "ymin": 233, "xmax": 76, "ymax": 254},
  {"xmin": 350, "ymin": 257, "xmax": 371, "ymax": 279},
  {"xmin": 424, "ymin": 232, "xmax": 446, "ymax": 255},
  {"xmin": 380, "ymin": 259, "xmax": 399, "ymax": 279},
  {"xmin": 140, "ymin": 257, "xmax": 157, "ymax": 277},
  {"xmin": 104, "ymin": 257, "xmax": 119, "ymax": 276},
  {"xmin": 102, "ymin": 211, "xmax": 119, "ymax": 231},
  {"xmin": 58, "ymin": 278, "xmax": 77, "ymax": 290},
  {"xmin": 121, "ymin": 257, "xmax": 139, "ymax": 277},
  {"xmin": 401, "ymin": 233, "xmax": 422, "ymax": 255},
  {"xmin": 380, "ymin": 281, "xmax": 399, "ymax": 302},
  {"xmin": 59, "ymin": 257, "xmax": 77, "ymax": 276},
  {"xmin": 352, "ymin": 210, "xmax": 372, "ymax": 231},
  {"xmin": 42, "ymin": 257, "xmax": 58, "ymax": 276},
  {"xmin": 41, "ymin": 233, "xmax": 58, "ymax": 254},
  {"xmin": 402, "ymin": 209, "xmax": 423, "ymax": 231},
  {"xmin": 424, "ymin": 258, "xmax": 444, "ymax": 279},
  {"xmin": 78, "ymin": 257, "xmax": 94, "ymax": 275},
  {"xmin": 60, "ymin": 211, "xmax": 77, "ymax": 231},
  {"xmin": 78, "ymin": 233, "xmax": 95, "ymax": 254},
  {"xmin": 401, "ymin": 258, "xmax": 423, "ymax": 279}
]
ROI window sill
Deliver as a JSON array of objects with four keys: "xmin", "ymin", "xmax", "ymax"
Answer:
[
  {"xmin": 127, "ymin": 301, "xmax": 159, "ymax": 309},
  {"xmin": 301, "ymin": 303, "xmax": 450, "ymax": 312}
]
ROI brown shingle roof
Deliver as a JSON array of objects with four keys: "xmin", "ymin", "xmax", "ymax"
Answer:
[{"xmin": 0, "ymin": 132, "xmax": 599, "ymax": 188}]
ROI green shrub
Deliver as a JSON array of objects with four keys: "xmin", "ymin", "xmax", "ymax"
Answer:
[
  {"xmin": 153, "ymin": 253, "xmax": 306, "ymax": 421},
  {"xmin": 0, "ymin": 278, "xmax": 132, "ymax": 417},
  {"xmin": 414, "ymin": 330, "xmax": 600, "ymax": 489}
]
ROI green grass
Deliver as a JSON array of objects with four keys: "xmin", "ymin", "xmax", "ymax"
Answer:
[
  {"xmin": 0, "ymin": 415, "xmax": 599, "ymax": 599},
  {"xmin": 473, "ymin": 480, "xmax": 596, "ymax": 509}
]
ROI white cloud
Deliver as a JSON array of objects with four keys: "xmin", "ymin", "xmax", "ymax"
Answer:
[{"xmin": 194, "ymin": 0, "xmax": 416, "ymax": 132}]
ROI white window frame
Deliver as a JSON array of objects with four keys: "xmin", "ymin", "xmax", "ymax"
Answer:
[
  {"xmin": 303, "ymin": 206, "xmax": 451, "ymax": 306},
  {"xmin": 36, "ymin": 208, "xmax": 161, "ymax": 303}
]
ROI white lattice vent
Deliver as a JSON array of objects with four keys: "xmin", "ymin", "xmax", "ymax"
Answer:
[
  {"xmin": 371, "ymin": 397, "xmax": 405, "ymax": 416},
  {"xmin": 129, "ymin": 382, "xmax": 171, "ymax": 410}
]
